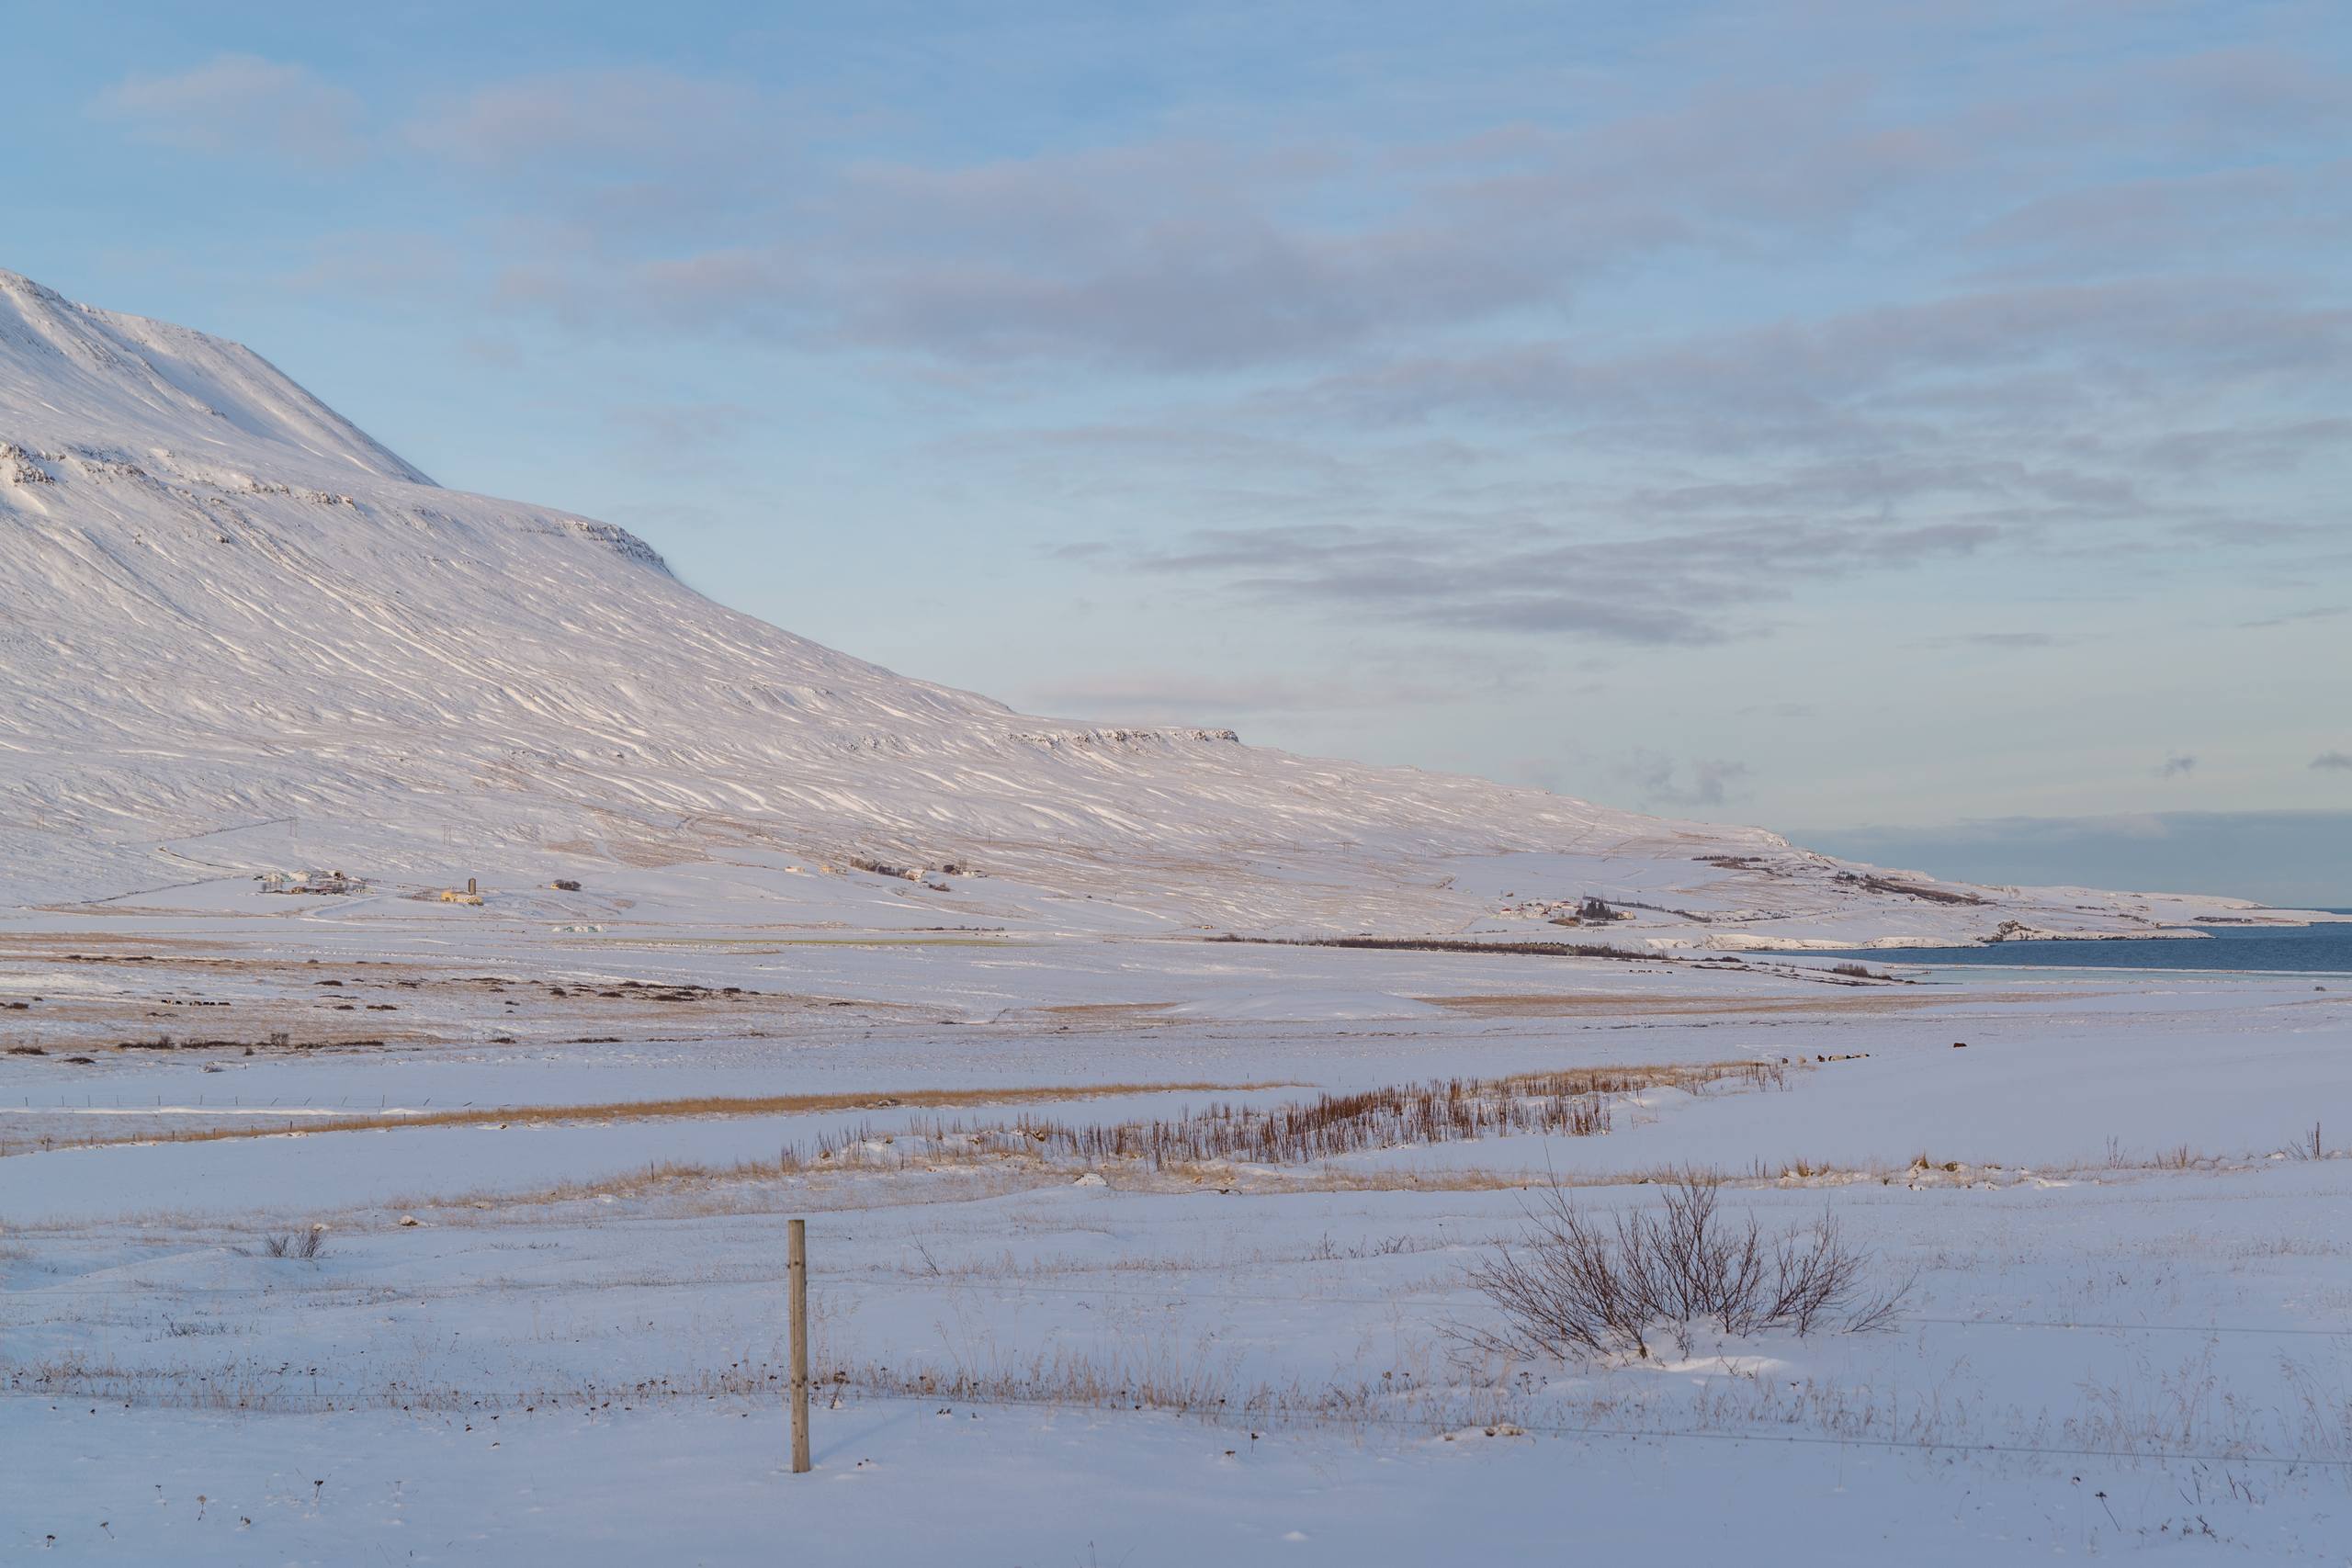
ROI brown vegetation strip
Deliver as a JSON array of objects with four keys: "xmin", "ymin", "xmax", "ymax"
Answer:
[
  {"xmin": 1209, "ymin": 934, "xmax": 1666, "ymax": 961},
  {"xmin": 451, "ymin": 1060, "xmax": 1801, "ymax": 1208},
  {"xmin": 1422, "ymin": 992, "xmax": 1962, "ymax": 1018},
  {"xmin": 30, "ymin": 1080, "xmax": 1296, "ymax": 1153},
  {"xmin": 929, "ymin": 1060, "xmax": 1790, "ymax": 1171}
]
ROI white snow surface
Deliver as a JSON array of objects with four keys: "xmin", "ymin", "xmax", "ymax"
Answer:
[
  {"xmin": 6, "ymin": 946, "xmax": 2351, "ymax": 1562},
  {"xmin": 1, "ymin": 268, "xmax": 2328, "ymax": 944}
]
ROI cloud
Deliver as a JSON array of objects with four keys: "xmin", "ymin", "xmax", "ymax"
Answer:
[
  {"xmin": 447, "ymin": 73, "xmax": 1965, "ymax": 373},
  {"xmin": 403, "ymin": 69, "xmax": 768, "ymax": 173},
  {"xmin": 91, "ymin": 54, "xmax": 362, "ymax": 166},
  {"xmin": 89, "ymin": 19, "xmax": 2352, "ymax": 691},
  {"xmin": 1965, "ymin": 164, "xmax": 2352, "ymax": 279},
  {"xmin": 602, "ymin": 501, "xmax": 730, "ymax": 536},
  {"xmin": 604, "ymin": 401, "xmax": 759, "ymax": 474},
  {"xmin": 1621, "ymin": 750, "xmax": 1752, "ymax": 809},
  {"xmin": 810, "ymin": 81, "xmax": 1943, "ymax": 373},
  {"xmin": 1024, "ymin": 647, "xmax": 1532, "ymax": 726},
  {"xmin": 1023, "ymin": 672, "xmax": 1368, "ymax": 724},
  {"xmin": 491, "ymin": 248, "xmax": 811, "ymax": 338},
  {"xmin": 2156, "ymin": 754, "xmax": 2199, "ymax": 779},
  {"xmin": 1290, "ymin": 279, "xmax": 2352, "ymax": 429},
  {"xmin": 1936, "ymin": 630, "xmax": 2067, "ymax": 649},
  {"xmin": 2238, "ymin": 604, "xmax": 2346, "ymax": 630},
  {"xmin": 2313, "ymin": 751, "xmax": 2352, "ymax": 772},
  {"xmin": 1107, "ymin": 509, "xmax": 1994, "ymax": 646},
  {"xmin": 458, "ymin": 335, "xmax": 523, "ymax": 370},
  {"xmin": 277, "ymin": 231, "xmax": 464, "ymax": 296}
]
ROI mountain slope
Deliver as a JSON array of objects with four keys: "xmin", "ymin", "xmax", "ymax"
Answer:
[{"xmin": 0, "ymin": 270, "xmax": 2301, "ymax": 944}]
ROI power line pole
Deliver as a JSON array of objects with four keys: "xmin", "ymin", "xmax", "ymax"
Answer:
[{"xmin": 788, "ymin": 1217, "xmax": 811, "ymax": 1474}]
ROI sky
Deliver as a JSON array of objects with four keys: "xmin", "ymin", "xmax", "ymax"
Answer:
[{"xmin": 5, "ymin": 0, "xmax": 2348, "ymax": 900}]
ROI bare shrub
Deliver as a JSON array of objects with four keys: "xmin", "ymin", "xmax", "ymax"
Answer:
[
  {"xmin": 257, "ymin": 1227, "xmax": 328, "ymax": 1260},
  {"xmin": 1463, "ymin": 1176, "xmax": 1907, "ymax": 1363}
]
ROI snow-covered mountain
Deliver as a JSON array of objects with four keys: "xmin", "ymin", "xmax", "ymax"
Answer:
[{"xmin": 0, "ymin": 270, "xmax": 2302, "ymax": 944}]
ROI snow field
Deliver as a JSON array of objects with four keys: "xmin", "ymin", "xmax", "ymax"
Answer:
[{"xmin": 6, "ymin": 948, "xmax": 2350, "ymax": 1562}]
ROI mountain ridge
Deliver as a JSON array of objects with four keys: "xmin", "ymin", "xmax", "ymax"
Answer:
[
  {"xmin": 0, "ymin": 270, "xmax": 434, "ymax": 488},
  {"xmin": 0, "ymin": 270, "xmax": 2312, "ymax": 945}
]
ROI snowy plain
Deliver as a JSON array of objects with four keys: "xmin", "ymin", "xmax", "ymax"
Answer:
[{"xmin": 6, "ymin": 918, "xmax": 2349, "ymax": 1563}]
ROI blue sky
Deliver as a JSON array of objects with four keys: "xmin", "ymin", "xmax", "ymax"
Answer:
[{"xmin": 6, "ymin": 0, "xmax": 2349, "ymax": 898}]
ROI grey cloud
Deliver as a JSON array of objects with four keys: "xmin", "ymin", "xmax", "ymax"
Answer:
[
  {"xmin": 1938, "ymin": 631, "xmax": 2067, "ymax": 649},
  {"xmin": 492, "ymin": 248, "xmax": 812, "ymax": 338},
  {"xmin": 607, "ymin": 400, "xmax": 756, "ymax": 448},
  {"xmin": 2313, "ymin": 752, "xmax": 2352, "ymax": 772},
  {"xmin": 1965, "ymin": 164, "xmax": 2352, "ymax": 277},
  {"xmin": 815, "ymin": 141, "xmax": 1543, "ymax": 370},
  {"xmin": 459, "ymin": 336, "xmax": 523, "ymax": 370},
  {"xmin": 948, "ymin": 273, "xmax": 2338, "ymax": 646},
  {"xmin": 1110, "ymin": 506, "xmax": 1995, "ymax": 645},
  {"xmin": 604, "ymin": 402, "xmax": 760, "ymax": 476},
  {"xmin": 91, "ymin": 54, "xmax": 363, "ymax": 166},
  {"xmin": 2156, "ymin": 754, "xmax": 2199, "ymax": 779},
  {"xmin": 1621, "ymin": 750, "xmax": 1753, "ymax": 810},
  {"xmin": 444, "ymin": 73, "xmax": 1984, "ymax": 372},
  {"xmin": 1023, "ymin": 641, "xmax": 1535, "ymax": 728},
  {"xmin": 278, "ymin": 231, "xmax": 465, "ymax": 297},
  {"xmin": 403, "ymin": 70, "xmax": 771, "ymax": 172},
  {"xmin": 2238, "ymin": 604, "xmax": 2346, "ymax": 630},
  {"xmin": 1293, "ymin": 281, "xmax": 2352, "ymax": 428},
  {"xmin": 1025, "ymin": 671, "xmax": 1425, "ymax": 724},
  {"xmin": 1946, "ymin": 41, "xmax": 2352, "ymax": 173},
  {"xmin": 116, "ymin": 23, "xmax": 2347, "ymax": 675},
  {"xmin": 2134, "ymin": 420, "xmax": 2352, "ymax": 478},
  {"xmin": 2151, "ymin": 46, "xmax": 2352, "ymax": 145},
  {"xmin": 603, "ymin": 501, "xmax": 730, "ymax": 535}
]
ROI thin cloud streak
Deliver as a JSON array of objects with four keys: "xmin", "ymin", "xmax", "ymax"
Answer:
[{"xmin": 91, "ymin": 53, "xmax": 364, "ymax": 166}]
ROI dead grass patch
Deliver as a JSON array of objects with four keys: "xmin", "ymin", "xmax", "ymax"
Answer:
[
  {"xmin": 930, "ymin": 1061, "xmax": 1787, "ymax": 1171},
  {"xmin": 1425, "ymin": 991, "xmax": 1960, "ymax": 1018},
  {"xmin": 411, "ymin": 1062, "xmax": 1793, "ymax": 1211},
  {"xmin": 24, "ymin": 1079, "xmax": 1296, "ymax": 1154}
]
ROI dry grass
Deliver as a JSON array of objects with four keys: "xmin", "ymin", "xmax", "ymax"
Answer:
[
  {"xmin": 21, "ymin": 1337, "xmax": 2342, "ymax": 1470},
  {"xmin": 1422, "ymin": 991, "xmax": 1964, "ymax": 1018},
  {"xmin": 902, "ymin": 1061, "xmax": 1785, "ymax": 1172},
  {"xmin": 396, "ymin": 1062, "xmax": 1792, "ymax": 1213},
  {"xmin": 1207, "ymin": 933, "xmax": 1668, "ymax": 962},
  {"xmin": 18, "ymin": 1079, "xmax": 1297, "ymax": 1154}
]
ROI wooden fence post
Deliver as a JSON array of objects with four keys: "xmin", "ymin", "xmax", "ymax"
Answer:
[{"xmin": 788, "ymin": 1217, "xmax": 811, "ymax": 1473}]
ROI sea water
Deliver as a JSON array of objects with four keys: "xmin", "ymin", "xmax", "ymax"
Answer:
[{"xmin": 1810, "ymin": 912, "xmax": 2352, "ymax": 974}]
